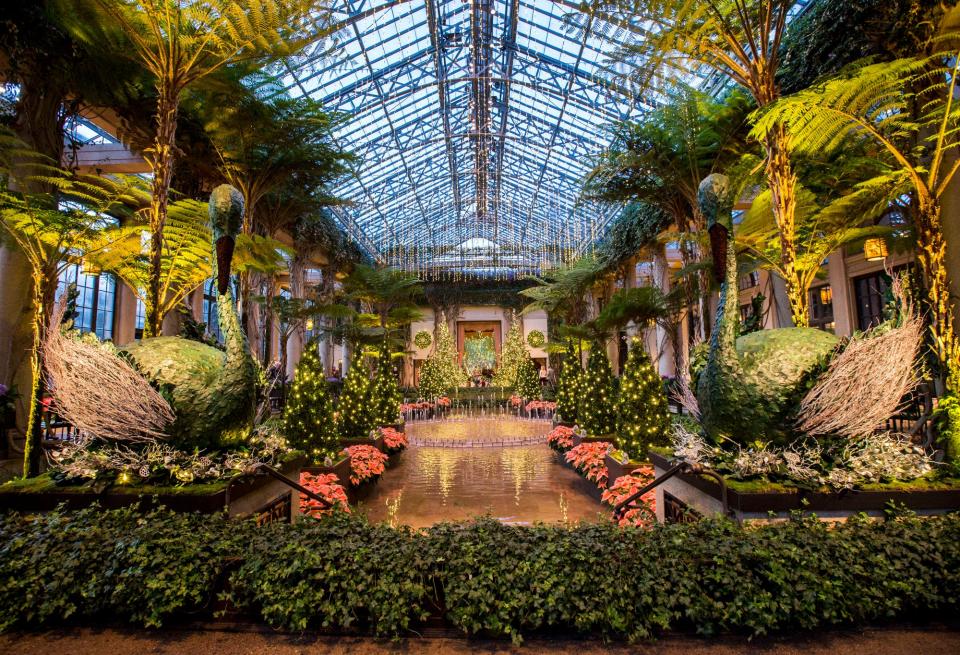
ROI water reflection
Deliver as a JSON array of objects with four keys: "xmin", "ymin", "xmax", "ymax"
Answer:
[
  {"xmin": 407, "ymin": 417, "xmax": 550, "ymax": 443},
  {"xmin": 359, "ymin": 443, "xmax": 605, "ymax": 528}
]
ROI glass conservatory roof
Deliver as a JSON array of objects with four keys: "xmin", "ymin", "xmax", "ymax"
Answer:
[{"xmin": 276, "ymin": 0, "xmax": 812, "ymax": 274}]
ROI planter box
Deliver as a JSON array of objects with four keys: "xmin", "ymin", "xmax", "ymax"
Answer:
[
  {"xmin": 605, "ymin": 454, "xmax": 644, "ymax": 484},
  {"xmin": 340, "ymin": 434, "xmax": 386, "ymax": 452},
  {"xmin": 303, "ymin": 455, "xmax": 352, "ymax": 488},
  {"xmin": 0, "ymin": 458, "xmax": 304, "ymax": 523},
  {"xmin": 650, "ymin": 452, "xmax": 960, "ymax": 523}
]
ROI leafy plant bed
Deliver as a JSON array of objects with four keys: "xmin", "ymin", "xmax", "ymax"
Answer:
[
  {"xmin": 650, "ymin": 452, "xmax": 960, "ymax": 521},
  {"xmin": 0, "ymin": 458, "xmax": 304, "ymax": 521},
  {"xmin": 2, "ymin": 508, "xmax": 960, "ymax": 643}
]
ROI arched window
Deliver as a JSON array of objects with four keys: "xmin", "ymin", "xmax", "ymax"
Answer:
[{"xmin": 56, "ymin": 265, "xmax": 116, "ymax": 341}]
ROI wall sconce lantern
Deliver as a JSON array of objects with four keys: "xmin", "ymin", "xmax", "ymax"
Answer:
[
  {"xmin": 305, "ymin": 318, "xmax": 315, "ymax": 331},
  {"xmin": 819, "ymin": 286, "xmax": 833, "ymax": 305},
  {"xmin": 864, "ymin": 237, "xmax": 889, "ymax": 262}
]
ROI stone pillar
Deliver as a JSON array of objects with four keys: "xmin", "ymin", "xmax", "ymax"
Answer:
[
  {"xmin": 826, "ymin": 250, "xmax": 853, "ymax": 338},
  {"xmin": 286, "ymin": 329, "xmax": 303, "ymax": 381},
  {"xmin": 0, "ymin": 247, "xmax": 34, "ymax": 434},
  {"xmin": 941, "ymin": 157, "xmax": 960, "ymax": 329},
  {"xmin": 653, "ymin": 249, "xmax": 676, "ymax": 377},
  {"xmin": 113, "ymin": 283, "xmax": 138, "ymax": 345}
]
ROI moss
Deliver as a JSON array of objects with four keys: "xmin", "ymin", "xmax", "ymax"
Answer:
[{"xmin": 0, "ymin": 473, "xmax": 232, "ymax": 496}]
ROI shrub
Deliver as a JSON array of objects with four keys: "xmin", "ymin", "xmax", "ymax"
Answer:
[{"xmin": 1, "ymin": 508, "xmax": 960, "ymax": 642}]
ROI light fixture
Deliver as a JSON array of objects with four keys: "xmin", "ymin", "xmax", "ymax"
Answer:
[
  {"xmin": 305, "ymin": 318, "xmax": 314, "ymax": 331},
  {"xmin": 864, "ymin": 237, "xmax": 889, "ymax": 262},
  {"xmin": 819, "ymin": 286, "xmax": 833, "ymax": 305}
]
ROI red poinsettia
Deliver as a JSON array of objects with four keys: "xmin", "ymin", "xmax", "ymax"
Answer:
[
  {"xmin": 602, "ymin": 467, "xmax": 657, "ymax": 528},
  {"xmin": 547, "ymin": 425, "xmax": 576, "ymax": 452},
  {"xmin": 525, "ymin": 400, "xmax": 557, "ymax": 412},
  {"xmin": 380, "ymin": 426, "xmax": 408, "ymax": 453},
  {"xmin": 400, "ymin": 401, "xmax": 434, "ymax": 413},
  {"xmin": 436, "ymin": 396, "xmax": 452, "ymax": 407},
  {"xmin": 343, "ymin": 444, "xmax": 388, "ymax": 486},
  {"xmin": 299, "ymin": 472, "xmax": 350, "ymax": 517},
  {"xmin": 565, "ymin": 441, "xmax": 611, "ymax": 488},
  {"xmin": 509, "ymin": 394, "xmax": 522, "ymax": 408}
]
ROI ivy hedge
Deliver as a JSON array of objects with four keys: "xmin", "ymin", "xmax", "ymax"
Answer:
[{"xmin": 2, "ymin": 508, "xmax": 960, "ymax": 642}]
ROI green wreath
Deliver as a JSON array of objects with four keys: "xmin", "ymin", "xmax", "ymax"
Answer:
[
  {"xmin": 414, "ymin": 330, "xmax": 433, "ymax": 349},
  {"xmin": 526, "ymin": 330, "xmax": 546, "ymax": 348}
]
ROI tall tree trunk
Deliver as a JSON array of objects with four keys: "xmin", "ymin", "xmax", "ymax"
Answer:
[
  {"xmin": 23, "ymin": 271, "xmax": 56, "ymax": 477},
  {"xmin": 763, "ymin": 122, "xmax": 805, "ymax": 327},
  {"xmin": 915, "ymin": 199, "xmax": 958, "ymax": 390},
  {"xmin": 145, "ymin": 81, "xmax": 180, "ymax": 337}
]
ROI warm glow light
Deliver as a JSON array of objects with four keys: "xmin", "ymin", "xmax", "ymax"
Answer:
[
  {"xmin": 819, "ymin": 286, "xmax": 833, "ymax": 305},
  {"xmin": 305, "ymin": 318, "xmax": 315, "ymax": 331},
  {"xmin": 864, "ymin": 237, "xmax": 888, "ymax": 262}
]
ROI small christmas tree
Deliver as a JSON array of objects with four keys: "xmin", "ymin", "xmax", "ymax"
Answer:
[
  {"xmin": 418, "ymin": 319, "xmax": 466, "ymax": 398},
  {"xmin": 493, "ymin": 318, "xmax": 527, "ymax": 387},
  {"xmin": 616, "ymin": 339, "xmax": 671, "ymax": 460},
  {"xmin": 370, "ymin": 345, "xmax": 402, "ymax": 427},
  {"xmin": 337, "ymin": 362, "xmax": 373, "ymax": 437},
  {"xmin": 555, "ymin": 346, "xmax": 581, "ymax": 423},
  {"xmin": 514, "ymin": 357, "xmax": 541, "ymax": 399},
  {"xmin": 282, "ymin": 341, "xmax": 339, "ymax": 463},
  {"xmin": 578, "ymin": 342, "xmax": 617, "ymax": 437}
]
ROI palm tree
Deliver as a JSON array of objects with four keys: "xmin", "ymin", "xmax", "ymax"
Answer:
[
  {"xmin": 65, "ymin": 0, "xmax": 331, "ymax": 337},
  {"xmin": 606, "ymin": 0, "xmax": 807, "ymax": 324},
  {"xmin": 752, "ymin": 11, "xmax": 960, "ymax": 387},
  {"xmin": 586, "ymin": 86, "xmax": 751, "ymax": 337},
  {"xmin": 0, "ymin": 143, "xmax": 137, "ymax": 476}
]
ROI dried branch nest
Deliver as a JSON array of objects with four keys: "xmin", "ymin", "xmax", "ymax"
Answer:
[
  {"xmin": 44, "ymin": 302, "xmax": 174, "ymax": 443},
  {"xmin": 796, "ymin": 276, "xmax": 921, "ymax": 439}
]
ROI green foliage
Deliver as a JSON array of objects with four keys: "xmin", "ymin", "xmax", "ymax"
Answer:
[
  {"xmin": 492, "ymin": 320, "xmax": 528, "ymax": 387},
  {"xmin": 282, "ymin": 341, "xmax": 338, "ymax": 463},
  {"xmin": 0, "ymin": 506, "xmax": 246, "ymax": 631},
  {"xmin": 777, "ymin": 0, "xmax": 946, "ymax": 94},
  {"xmin": 555, "ymin": 347, "xmax": 582, "ymax": 423},
  {"xmin": 369, "ymin": 347, "xmax": 401, "ymax": 427},
  {"xmin": 933, "ymin": 393, "xmax": 960, "ymax": 466},
  {"xmin": 413, "ymin": 330, "xmax": 432, "ymax": 349},
  {"xmin": 616, "ymin": 341, "xmax": 670, "ymax": 460},
  {"xmin": 514, "ymin": 357, "xmax": 541, "ymax": 400},
  {"xmin": 526, "ymin": 329, "xmax": 545, "ymax": 348},
  {"xmin": 463, "ymin": 333, "xmax": 495, "ymax": 374},
  {"xmin": 700, "ymin": 328, "xmax": 840, "ymax": 446},
  {"xmin": 4, "ymin": 509, "xmax": 960, "ymax": 641},
  {"xmin": 417, "ymin": 321, "xmax": 466, "ymax": 398},
  {"xmin": 225, "ymin": 512, "xmax": 429, "ymax": 635},
  {"xmin": 337, "ymin": 364, "xmax": 372, "ymax": 438},
  {"xmin": 519, "ymin": 256, "xmax": 605, "ymax": 325},
  {"xmin": 578, "ymin": 343, "xmax": 616, "ymax": 436}
]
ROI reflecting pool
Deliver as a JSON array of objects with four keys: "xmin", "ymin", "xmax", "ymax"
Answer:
[{"xmin": 357, "ymin": 418, "xmax": 606, "ymax": 528}]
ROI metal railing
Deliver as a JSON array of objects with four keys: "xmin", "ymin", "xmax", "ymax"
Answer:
[
  {"xmin": 224, "ymin": 462, "xmax": 332, "ymax": 515},
  {"xmin": 613, "ymin": 460, "xmax": 731, "ymax": 523}
]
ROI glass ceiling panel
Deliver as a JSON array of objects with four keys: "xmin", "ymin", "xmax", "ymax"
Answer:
[{"xmin": 276, "ymin": 0, "xmax": 812, "ymax": 274}]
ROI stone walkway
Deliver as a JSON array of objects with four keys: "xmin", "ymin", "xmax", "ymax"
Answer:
[{"xmin": 3, "ymin": 626, "xmax": 960, "ymax": 655}]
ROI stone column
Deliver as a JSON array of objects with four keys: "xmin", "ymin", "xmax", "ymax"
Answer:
[
  {"xmin": 113, "ymin": 282, "xmax": 138, "ymax": 346},
  {"xmin": 0, "ymin": 247, "xmax": 34, "ymax": 433},
  {"xmin": 653, "ymin": 249, "xmax": 676, "ymax": 377},
  {"xmin": 826, "ymin": 250, "xmax": 853, "ymax": 337}
]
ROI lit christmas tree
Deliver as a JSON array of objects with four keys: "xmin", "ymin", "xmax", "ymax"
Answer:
[
  {"xmin": 337, "ymin": 361, "xmax": 373, "ymax": 437},
  {"xmin": 282, "ymin": 340, "xmax": 339, "ymax": 463},
  {"xmin": 417, "ymin": 319, "xmax": 466, "ymax": 398},
  {"xmin": 616, "ymin": 339, "xmax": 671, "ymax": 460},
  {"xmin": 514, "ymin": 356, "xmax": 541, "ymax": 400},
  {"xmin": 555, "ymin": 345, "xmax": 581, "ymax": 423},
  {"xmin": 370, "ymin": 345, "xmax": 402, "ymax": 427},
  {"xmin": 578, "ymin": 341, "xmax": 617, "ymax": 436},
  {"xmin": 492, "ymin": 318, "xmax": 527, "ymax": 387}
]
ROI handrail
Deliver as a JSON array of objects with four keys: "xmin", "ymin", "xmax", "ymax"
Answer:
[
  {"xmin": 224, "ymin": 462, "xmax": 333, "ymax": 515},
  {"xmin": 613, "ymin": 460, "xmax": 731, "ymax": 522}
]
